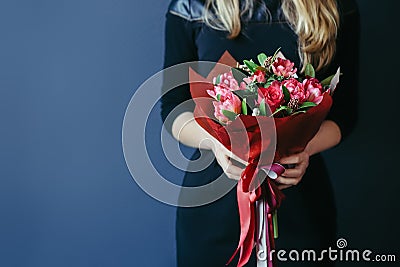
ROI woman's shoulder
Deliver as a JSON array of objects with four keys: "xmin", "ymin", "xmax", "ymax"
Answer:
[
  {"xmin": 167, "ymin": 0, "xmax": 283, "ymax": 23},
  {"xmin": 166, "ymin": 0, "xmax": 355, "ymax": 23},
  {"xmin": 167, "ymin": 0, "xmax": 205, "ymax": 21}
]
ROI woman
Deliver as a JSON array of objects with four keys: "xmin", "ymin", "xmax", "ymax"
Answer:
[{"xmin": 161, "ymin": 0, "xmax": 359, "ymax": 266}]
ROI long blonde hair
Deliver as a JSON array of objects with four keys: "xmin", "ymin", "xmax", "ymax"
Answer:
[{"xmin": 204, "ymin": 0, "xmax": 339, "ymax": 71}]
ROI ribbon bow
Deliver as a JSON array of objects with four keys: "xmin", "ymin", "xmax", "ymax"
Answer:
[{"xmin": 227, "ymin": 162, "xmax": 285, "ymax": 267}]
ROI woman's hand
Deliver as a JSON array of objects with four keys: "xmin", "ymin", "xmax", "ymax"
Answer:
[
  {"xmin": 275, "ymin": 151, "xmax": 310, "ymax": 190},
  {"xmin": 205, "ymin": 136, "xmax": 248, "ymax": 181},
  {"xmin": 172, "ymin": 112, "xmax": 248, "ymax": 180},
  {"xmin": 273, "ymin": 120, "xmax": 342, "ymax": 190}
]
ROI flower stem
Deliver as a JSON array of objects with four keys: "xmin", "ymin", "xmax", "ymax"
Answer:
[{"xmin": 273, "ymin": 210, "xmax": 279, "ymax": 238}]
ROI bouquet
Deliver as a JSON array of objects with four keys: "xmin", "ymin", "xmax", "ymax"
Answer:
[{"xmin": 189, "ymin": 49, "xmax": 340, "ymax": 267}]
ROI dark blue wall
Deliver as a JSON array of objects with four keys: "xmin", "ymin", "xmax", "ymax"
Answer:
[
  {"xmin": 0, "ymin": 1, "xmax": 176, "ymax": 266},
  {"xmin": 0, "ymin": 1, "xmax": 398, "ymax": 267}
]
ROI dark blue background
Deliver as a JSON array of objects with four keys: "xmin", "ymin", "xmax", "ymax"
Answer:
[{"xmin": 0, "ymin": 1, "xmax": 398, "ymax": 266}]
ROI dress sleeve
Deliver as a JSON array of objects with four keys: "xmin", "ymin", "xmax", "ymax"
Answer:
[
  {"xmin": 325, "ymin": 4, "xmax": 360, "ymax": 140},
  {"xmin": 160, "ymin": 12, "xmax": 199, "ymax": 134}
]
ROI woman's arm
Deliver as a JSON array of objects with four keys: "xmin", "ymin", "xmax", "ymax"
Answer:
[
  {"xmin": 172, "ymin": 111, "xmax": 247, "ymax": 180},
  {"xmin": 173, "ymin": 112, "xmax": 341, "ymax": 186},
  {"xmin": 304, "ymin": 120, "xmax": 341, "ymax": 156},
  {"xmin": 275, "ymin": 120, "xmax": 341, "ymax": 190},
  {"xmin": 171, "ymin": 112, "xmax": 211, "ymax": 150}
]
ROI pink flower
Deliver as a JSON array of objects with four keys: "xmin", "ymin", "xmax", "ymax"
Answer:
[
  {"xmin": 282, "ymin": 78, "xmax": 308, "ymax": 103},
  {"xmin": 213, "ymin": 71, "xmax": 240, "ymax": 91},
  {"xmin": 272, "ymin": 57, "xmax": 297, "ymax": 78},
  {"xmin": 243, "ymin": 70, "xmax": 266, "ymax": 84},
  {"xmin": 243, "ymin": 76, "xmax": 253, "ymax": 85},
  {"xmin": 303, "ymin": 78, "xmax": 324, "ymax": 104},
  {"xmin": 254, "ymin": 70, "xmax": 266, "ymax": 83},
  {"xmin": 239, "ymin": 81, "xmax": 247, "ymax": 90},
  {"xmin": 207, "ymin": 85, "xmax": 231, "ymax": 101},
  {"xmin": 258, "ymin": 81, "xmax": 284, "ymax": 112},
  {"xmin": 212, "ymin": 91, "xmax": 242, "ymax": 124}
]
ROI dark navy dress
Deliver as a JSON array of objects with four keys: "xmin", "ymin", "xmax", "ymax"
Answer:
[{"xmin": 161, "ymin": 0, "xmax": 360, "ymax": 266}]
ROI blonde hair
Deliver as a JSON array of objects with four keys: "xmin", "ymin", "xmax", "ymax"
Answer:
[{"xmin": 204, "ymin": 0, "xmax": 339, "ymax": 71}]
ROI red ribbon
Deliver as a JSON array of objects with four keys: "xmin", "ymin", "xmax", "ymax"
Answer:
[{"xmin": 227, "ymin": 162, "xmax": 285, "ymax": 267}]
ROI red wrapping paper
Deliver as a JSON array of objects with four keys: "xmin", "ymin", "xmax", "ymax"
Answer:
[{"xmin": 189, "ymin": 51, "xmax": 333, "ymax": 267}]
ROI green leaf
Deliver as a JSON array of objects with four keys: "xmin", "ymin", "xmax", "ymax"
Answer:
[
  {"xmin": 222, "ymin": 109, "xmax": 238, "ymax": 121},
  {"xmin": 242, "ymin": 98, "xmax": 248, "ymax": 115},
  {"xmin": 256, "ymin": 66, "xmax": 268, "ymax": 72},
  {"xmin": 259, "ymin": 99, "xmax": 267, "ymax": 116},
  {"xmin": 282, "ymin": 85, "xmax": 290, "ymax": 103},
  {"xmin": 270, "ymin": 105, "xmax": 291, "ymax": 117},
  {"xmin": 257, "ymin": 53, "xmax": 268, "ymax": 66},
  {"xmin": 215, "ymin": 74, "xmax": 221, "ymax": 84},
  {"xmin": 233, "ymin": 89, "xmax": 256, "ymax": 99},
  {"xmin": 304, "ymin": 63, "xmax": 315, "ymax": 78},
  {"xmin": 216, "ymin": 94, "xmax": 221, "ymax": 101},
  {"xmin": 233, "ymin": 90, "xmax": 257, "ymax": 109},
  {"xmin": 291, "ymin": 110, "xmax": 307, "ymax": 116},
  {"xmin": 243, "ymin": 60, "xmax": 258, "ymax": 73},
  {"xmin": 299, "ymin": 101, "xmax": 317, "ymax": 109},
  {"xmin": 231, "ymin": 67, "xmax": 248, "ymax": 84},
  {"xmin": 320, "ymin": 74, "xmax": 334, "ymax": 87}
]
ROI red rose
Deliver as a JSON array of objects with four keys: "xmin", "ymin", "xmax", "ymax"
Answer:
[{"xmin": 259, "ymin": 81, "xmax": 284, "ymax": 111}]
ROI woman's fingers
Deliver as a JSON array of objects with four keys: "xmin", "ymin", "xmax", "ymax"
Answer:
[
  {"xmin": 280, "ymin": 152, "xmax": 309, "ymax": 166},
  {"xmin": 222, "ymin": 147, "xmax": 248, "ymax": 167},
  {"xmin": 229, "ymin": 153, "xmax": 248, "ymax": 167},
  {"xmin": 281, "ymin": 168, "xmax": 303, "ymax": 178},
  {"xmin": 214, "ymin": 140, "xmax": 248, "ymax": 166},
  {"xmin": 274, "ymin": 151, "xmax": 310, "ymax": 187},
  {"xmin": 225, "ymin": 164, "xmax": 244, "ymax": 180},
  {"xmin": 279, "ymin": 154, "xmax": 302, "ymax": 165},
  {"xmin": 215, "ymin": 153, "xmax": 243, "ymax": 180},
  {"xmin": 273, "ymin": 151, "xmax": 310, "ymax": 187},
  {"xmin": 210, "ymin": 140, "xmax": 247, "ymax": 180},
  {"xmin": 275, "ymin": 176, "xmax": 301, "ymax": 186}
]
